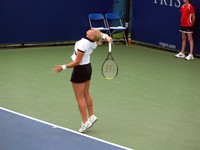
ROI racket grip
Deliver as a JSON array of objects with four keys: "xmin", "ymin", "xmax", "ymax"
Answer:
[{"xmin": 109, "ymin": 43, "xmax": 112, "ymax": 53}]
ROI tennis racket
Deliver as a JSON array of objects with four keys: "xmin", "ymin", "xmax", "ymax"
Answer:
[{"xmin": 101, "ymin": 43, "xmax": 118, "ymax": 80}]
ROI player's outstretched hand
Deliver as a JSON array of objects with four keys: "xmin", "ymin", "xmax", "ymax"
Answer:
[
  {"xmin": 106, "ymin": 37, "xmax": 112, "ymax": 43},
  {"xmin": 52, "ymin": 65, "xmax": 63, "ymax": 73}
]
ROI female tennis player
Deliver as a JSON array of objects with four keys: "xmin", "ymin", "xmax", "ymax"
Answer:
[
  {"xmin": 175, "ymin": 0, "xmax": 195, "ymax": 60},
  {"xmin": 52, "ymin": 29, "xmax": 112, "ymax": 133}
]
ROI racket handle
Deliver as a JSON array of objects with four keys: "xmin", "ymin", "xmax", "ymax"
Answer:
[{"xmin": 109, "ymin": 43, "xmax": 112, "ymax": 53}]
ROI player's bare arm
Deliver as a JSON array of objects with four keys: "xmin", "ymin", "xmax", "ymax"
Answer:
[{"xmin": 52, "ymin": 50, "xmax": 84, "ymax": 73}]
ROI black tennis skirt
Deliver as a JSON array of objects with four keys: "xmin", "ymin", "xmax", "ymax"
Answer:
[
  {"xmin": 70, "ymin": 63, "xmax": 92, "ymax": 83},
  {"xmin": 179, "ymin": 26, "xmax": 194, "ymax": 33}
]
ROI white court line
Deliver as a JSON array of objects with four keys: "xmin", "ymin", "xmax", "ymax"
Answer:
[{"xmin": 0, "ymin": 107, "xmax": 133, "ymax": 150}]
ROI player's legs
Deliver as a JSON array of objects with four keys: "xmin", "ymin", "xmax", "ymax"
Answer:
[
  {"xmin": 181, "ymin": 32, "xmax": 187, "ymax": 53},
  {"xmin": 175, "ymin": 32, "xmax": 186, "ymax": 58},
  {"xmin": 72, "ymin": 82, "xmax": 88, "ymax": 123},
  {"xmin": 187, "ymin": 33, "xmax": 194, "ymax": 55},
  {"xmin": 84, "ymin": 80, "xmax": 93, "ymax": 117},
  {"xmin": 185, "ymin": 33, "xmax": 194, "ymax": 60},
  {"xmin": 84, "ymin": 80, "xmax": 98, "ymax": 127}
]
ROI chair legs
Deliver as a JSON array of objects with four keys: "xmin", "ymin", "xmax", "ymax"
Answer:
[
  {"xmin": 109, "ymin": 31, "xmax": 128, "ymax": 45},
  {"xmin": 122, "ymin": 32, "xmax": 128, "ymax": 45}
]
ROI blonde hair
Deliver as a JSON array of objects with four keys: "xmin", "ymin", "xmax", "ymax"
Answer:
[{"xmin": 93, "ymin": 30, "xmax": 103, "ymax": 45}]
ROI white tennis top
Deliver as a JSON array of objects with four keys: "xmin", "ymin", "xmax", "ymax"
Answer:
[
  {"xmin": 71, "ymin": 33, "xmax": 108, "ymax": 65},
  {"xmin": 71, "ymin": 38, "xmax": 97, "ymax": 65}
]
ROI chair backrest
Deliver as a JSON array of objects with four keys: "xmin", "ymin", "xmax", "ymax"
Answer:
[
  {"xmin": 88, "ymin": 13, "xmax": 108, "ymax": 30},
  {"xmin": 105, "ymin": 13, "xmax": 120, "ymax": 20},
  {"xmin": 105, "ymin": 13, "xmax": 123, "ymax": 27},
  {"xmin": 88, "ymin": 13, "xmax": 105, "ymax": 21}
]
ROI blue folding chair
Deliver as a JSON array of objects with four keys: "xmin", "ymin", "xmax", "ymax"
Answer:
[
  {"xmin": 88, "ymin": 13, "xmax": 109, "ymax": 32},
  {"xmin": 105, "ymin": 13, "xmax": 127, "ymax": 45}
]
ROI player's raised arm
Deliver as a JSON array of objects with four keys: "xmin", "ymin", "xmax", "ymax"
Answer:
[{"xmin": 101, "ymin": 33, "xmax": 112, "ymax": 43}]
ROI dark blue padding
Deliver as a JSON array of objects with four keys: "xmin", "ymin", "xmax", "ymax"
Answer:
[
  {"xmin": 0, "ymin": 0, "xmax": 113, "ymax": 44},
  {"xmin": 131, "ymin": 0, "xmax": 200, "ymax": 54}
]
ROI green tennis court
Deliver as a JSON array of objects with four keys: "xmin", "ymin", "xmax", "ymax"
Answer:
[{"xmin": 0, "ymin": 45, "xmax": 200, "ymax": 150}]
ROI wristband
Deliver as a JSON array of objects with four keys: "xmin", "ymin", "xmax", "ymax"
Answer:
[
  {"xmin": 102, "ymin": 33, "xmax": 109, "ymax": 40},
  {"xmin": 61, "ymin": 65, "xmax": 67, "ymax": 70}
]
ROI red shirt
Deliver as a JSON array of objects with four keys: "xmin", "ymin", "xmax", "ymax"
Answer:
[{"xmin": 180, "ymin": 4, "xmax": 195, "ymax": 27}]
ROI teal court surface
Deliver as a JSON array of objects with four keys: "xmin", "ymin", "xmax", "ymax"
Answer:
[{"xmin": 0, "ymin": 45, "xmax": 200, "ymax": 150}]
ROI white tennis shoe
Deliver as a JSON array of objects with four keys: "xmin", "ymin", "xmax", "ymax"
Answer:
[
  {"xmin": 78, "ymin": 115, "xmax": 98, "ymax": 133},
  {"xmin": 175, "ymin": 52, "xmax": 185, "ymax": 58},
  {"xmin": 88, "ymin": 115, "xmax": 98, "ymax": 128},
  {"xmin": 185, "ymin": 54, "xmax": 194, "ymax": 60},
  {"xmin": 79, "ymin": 120, "xmax": 92, "ymax": 133}
]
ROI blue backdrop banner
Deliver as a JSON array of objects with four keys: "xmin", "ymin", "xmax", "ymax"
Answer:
[
  {"xmin": 132, "ymin": 0, "xmax": 200, "ymax": 55},
  {"xmin": 0, "ymin": 0, "xmax": 113, "ymax": 44}
]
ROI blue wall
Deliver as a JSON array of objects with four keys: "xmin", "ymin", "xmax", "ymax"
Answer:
[
  {"xmin": 0, "ymin": 0, "xmax": 113, "ymax": 44},
  {"xmin": 132, "ymin": 0, "xmax": 200, "ymax": 55}
]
